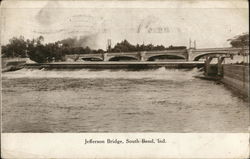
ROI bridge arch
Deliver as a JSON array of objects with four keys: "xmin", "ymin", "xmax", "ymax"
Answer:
[
  {"xmin": 145, "ymin": 53, "xmax": 187, "ymax": 61},
  {"xmin": 81, "ymin": 57, "xmax": 103, "ymax": 61},
  {"xmin": 147, "ymin": 54, "xmax": 185, "ymax": 61},
  {"xmin": 192, "ymin": 52, "xmax": 229, "ymax": 61},
  {"xmin": 107, "ymin": 55, "xmax": 139, "ymax": 61}
]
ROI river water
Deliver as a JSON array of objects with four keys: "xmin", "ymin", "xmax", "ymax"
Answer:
[{"xmin": 2, "ymin": 68, "xmax": 249, "ymax": 132}]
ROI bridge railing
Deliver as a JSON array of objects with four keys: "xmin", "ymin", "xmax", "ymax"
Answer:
[
  {"xmin": 107, "ymin": 49, "xmax": 187, "ymax": 55},
  {"xmin": 194, "ymin": 47, "xmax": 248, "ymax": 52},
  {"xmin": 107, "ymin": 52, "xmax": 139, "ymax": 55}
]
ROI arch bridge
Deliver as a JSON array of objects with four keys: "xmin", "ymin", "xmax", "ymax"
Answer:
[
  {"xmin": 65, "ymin": 49, "xmax": 188, "ymax": 62},
  {"xmin": 188, "ymin": 47, "xmax": 248, "ymax": 61},
  {"xmin": 65, "ymin": 47, "xmax": 248, "ymax": 62}
]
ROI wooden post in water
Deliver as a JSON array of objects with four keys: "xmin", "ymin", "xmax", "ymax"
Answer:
[
  {"xmin": 205, "ymin": 56, "xmax": 213, "ymax": 77},
  {"xmin": 217, "ymin": 56, "xmax": 225, "ymax": 76}
]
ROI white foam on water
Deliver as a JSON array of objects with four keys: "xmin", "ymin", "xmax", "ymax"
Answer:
[{"xmin": 2, "ymin": 67, "xmax": 198, "ymax": 81}]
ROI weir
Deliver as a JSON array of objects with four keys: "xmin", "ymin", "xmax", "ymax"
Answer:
[{"xmin": 25, "ymin": 61, "xmax": 205, "ymax": 69}]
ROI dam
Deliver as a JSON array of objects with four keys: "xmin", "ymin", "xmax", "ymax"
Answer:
[{"xmin": 25, "ymin": 61, "xmax": 205, "ymax": 69}]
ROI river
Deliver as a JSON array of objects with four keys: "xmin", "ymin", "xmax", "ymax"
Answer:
[{"xmin": 2, "ymin": 68, "xmax": 249, "ymax": 132}]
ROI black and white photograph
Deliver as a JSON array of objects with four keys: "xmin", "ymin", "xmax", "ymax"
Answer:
[{"xmin": 1, "ymin": 0, "xmax": 249, "ymax": 158}]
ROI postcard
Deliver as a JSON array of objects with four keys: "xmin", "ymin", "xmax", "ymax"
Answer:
[{"xmin": 1, "ymin": 0, "xmax": 249, "ymax": 158}]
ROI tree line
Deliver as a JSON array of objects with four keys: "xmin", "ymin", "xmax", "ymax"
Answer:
[
  {"xmin": 108, "ymin": 39, "xmax": 186, "ymax": 53},
  {"xmin": 227, "ymin": 32, "xmax": 249, "ymax": 48},
  {"xmin": 1, "ymin": 36, "xmax": 105, "ymax": 63},
  {"xmin": 2, "ymin": 33, "xmax": 247, "ymax": 63},
  {"xmin": 1, "ymin": 36, "xmax": 186, "ymax": 63}
]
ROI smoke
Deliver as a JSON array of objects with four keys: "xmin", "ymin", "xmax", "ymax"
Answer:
[
  {"xmin": 35, "ymin": 1, "xmax": 63, "ymax": 26},
  {"xmin": 59, "ymin": 34, "xmax": 98, "ymax": 48},
  {"xmin": 34, "ymin": 1, "xmax": 99, "ymax": 49}
]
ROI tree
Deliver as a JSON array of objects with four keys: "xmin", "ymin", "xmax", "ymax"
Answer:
[
  {"xmin": 96, "ymin": 49, "xmax": 105, "ymax": 54},
  {"xmin": 1, "ymin": 45, "xmax": 10, "ymax": 57},
  {"xmin": 153, "ymin": 45, "xmax": 165, "ymax": 51},
  {"xmin": 109, "ymin": 39, "xmax": 186, "ymax": 52},
  {"xmin": 228, "ymin": 32, "xmax": 249, "ymax": 48},
  {"xmin": 1, "ymin": 36, "xmax": 27, "ymax": 57},
  {"xmin": 84, "ymin": 46, "xmax": 92, "ymax": 54},
  {"xmin": 26, "ymin": 36, "xmax": 45, "ymax": 63},
  {"xmin": 26, "ymin": 36, "xmax": 65, "ymax": 63},
  {"xmin": 111, "ymin": 40, "xmax": 136, "ymax": 52}
]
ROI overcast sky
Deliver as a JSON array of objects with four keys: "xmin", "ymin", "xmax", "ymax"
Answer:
[{"xmin": 1, "ymin": 0, "xmax": 248, "ymax": 49}]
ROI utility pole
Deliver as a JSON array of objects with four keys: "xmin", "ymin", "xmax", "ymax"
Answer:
[
  {"xmin": 189, "ymin": 38, "xmax": 191, "ymax": 49},
  {"xmin": 107, "ymin": 39, "xmax": 111, "ymax": 52}
]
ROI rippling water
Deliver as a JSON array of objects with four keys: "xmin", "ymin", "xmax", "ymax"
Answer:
[{"xmin": 2, "ymin": 68, "xmax": 249, "ymax": 132}]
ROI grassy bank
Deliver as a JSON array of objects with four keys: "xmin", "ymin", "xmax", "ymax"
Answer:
[{"xmin": 1, "ymin": 58, "xmax": 27, "ymax": 72}]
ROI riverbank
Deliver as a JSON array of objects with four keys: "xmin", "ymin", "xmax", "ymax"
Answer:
[
  {"xmin": 1, "ymin": 58, "xmax": 27, "ymax": 72},
  {"xmin": 221, "ymin": 64, "xmax": 249, "ymax": 98},
  {"xmin": 194, "ymin": 62, "xmax": 249, "ymax": 99}
]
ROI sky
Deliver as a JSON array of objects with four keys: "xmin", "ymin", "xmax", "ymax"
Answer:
[{"xmin": 1, "ymin": 0, "xmax": 249, "ymax": 49}]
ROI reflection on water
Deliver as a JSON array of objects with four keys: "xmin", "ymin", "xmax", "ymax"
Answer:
[{"xmin": 2, "ymin": 68, "xmax": 249, "ymax": 132}]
